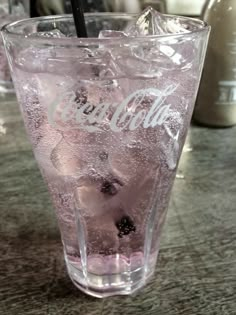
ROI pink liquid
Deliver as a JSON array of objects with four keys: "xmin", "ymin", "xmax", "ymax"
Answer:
[{"xmin": 11, "ymin": 40, "xmax": 197, "ymax": 296}]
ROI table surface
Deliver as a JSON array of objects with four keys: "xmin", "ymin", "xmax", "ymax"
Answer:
[{"xmin": 0, "ymin": 94, "xmax": 235, "ymax": 315}]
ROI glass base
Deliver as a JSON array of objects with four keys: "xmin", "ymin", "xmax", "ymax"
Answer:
[{"xmin": 66, "ymin": 259, "xmax": 155, "ymax": 298}]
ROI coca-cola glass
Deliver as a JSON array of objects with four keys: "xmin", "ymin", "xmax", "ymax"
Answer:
[
  {"xmin": 1, "ymin": 12, "xmax": 209, "ymax": 297},
  {"xmin": 0, "ymin": 0, "xmax": 29, "ymax": 94}
]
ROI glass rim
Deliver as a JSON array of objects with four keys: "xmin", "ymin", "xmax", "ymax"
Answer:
[{"xmin": 1, "ymin": 13, "xmax": 210, "ymax": 46}]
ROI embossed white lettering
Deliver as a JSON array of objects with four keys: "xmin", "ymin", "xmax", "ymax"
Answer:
[{"xmin": 47, "ymin": 84, "xmax": 179, "ymax": 132}]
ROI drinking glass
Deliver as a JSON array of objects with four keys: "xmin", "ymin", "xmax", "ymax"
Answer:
[{"xmin": 1, "ymin": 13, "xmax": 209, "ymax": 297}]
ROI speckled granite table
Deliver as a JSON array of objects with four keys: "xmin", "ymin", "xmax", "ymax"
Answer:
[{"xmin": 0, "ymin": 94, "xmax": 235, "ymax": 315}]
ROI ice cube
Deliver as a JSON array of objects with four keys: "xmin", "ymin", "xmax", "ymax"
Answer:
[
  {"xmin": 153, "ymin": 108, "xmax": 183, "ymax": 171},
  {"xmin": 162, "ymin": 138, "xmax": 180, "ymax": 170},
  {"xmin": 164, "ymin": 18, "xmax": 191, "ymax": 34},
  {"xmin": 15, "ymin": 46, "xmax": 94, "ymax": 77},
  {"xmin": 75, "ymin": 175, "xmax": 123, "ymax": 217},
  {"xmin": 99, "ymin": 30, "xmax": 128, "ymax": 39},
  {"xmin": 86, "ymin": 216, "xmax": 120, "ymax": 260},
  {"xmin": 109, "ymin": 28, "xmax": 194, "ymax": 78},
  {"xmin": 125, "ymin": 6, "xmax": 167, "ymax": 36},
  {"xmin": 125, "ymin": 6, "xmax": 190, "ymax": 36},
  {"xmin": 75, "ymin": 179, "xmax": 108, "ymax": 216},
  {"xmin": 50, "ymin": 139, "xmax": 83, "ymax": 176},
  {"xmin": 34, "ymin": 125, "xmax": 62, "ymax": 175},
  {"xmin": 98, "ymin": 52, "xmax": 123, "ymax": 80},
  {"xmin": 28, "ymin": 29, "xmax": 66, "ymax": 38},
  {"xmin": 111, "ymin": 160, "xmax": 161, "ymax": 227},
  {"xmin": 109, "ymin": 139, "xmax": 158, "ymax": 184},
  {"xmin": 15, "ymin": 48, "xmax": 58, "ymax": 73},
  {"xmin": 111, "ymin": 50, "xmax": 162, "ymax": 78}
]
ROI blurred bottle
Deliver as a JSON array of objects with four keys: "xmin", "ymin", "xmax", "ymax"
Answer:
[
  {"xmin": 194, "ymin": 0, "xmax": 236, "ymax": 127},
  {"xmin": 166, "ymin": 0, "xmax": 205, "ymax": 16}
]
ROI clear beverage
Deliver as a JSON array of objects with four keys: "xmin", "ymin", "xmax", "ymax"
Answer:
[{"xmin": 1, "ymin": 12, "xmax": 210, "ymax": 297}]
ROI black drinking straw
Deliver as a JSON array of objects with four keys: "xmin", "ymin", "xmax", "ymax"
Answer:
[{"xmin": 70, "ymin": 0, "xmax": 88, "ymax": 38}]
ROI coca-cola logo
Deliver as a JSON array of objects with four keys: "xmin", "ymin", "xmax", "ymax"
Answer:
[{"xmin": 47, "ymin": 84, "xmax": 178, "ymax": 132}]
